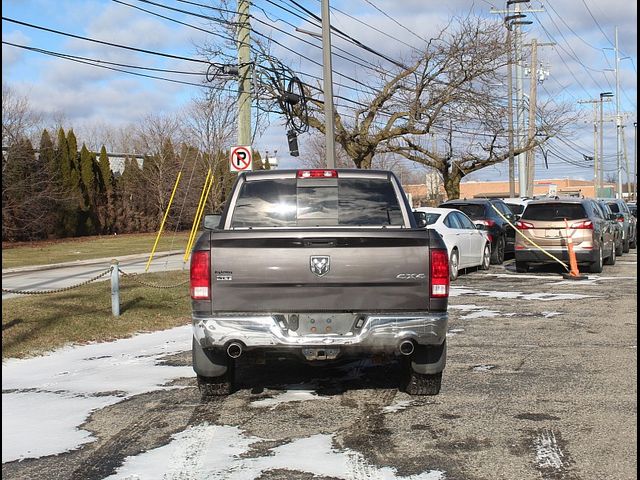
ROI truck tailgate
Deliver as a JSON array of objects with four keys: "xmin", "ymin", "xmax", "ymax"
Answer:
[{"xmin": 209, "ymin": 229, "xmax": 431, "ymax": 312}]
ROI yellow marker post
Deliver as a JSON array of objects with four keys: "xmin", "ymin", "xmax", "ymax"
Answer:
[
  {"xmin": 184, "ymin": 170, "xmax": 213, "ymax": 262},
  {"xmin": 145, "ymin": 171, "xmax": 182, "ymax": 272},
  {"xmin": 184, "ymin": 175, "xmax": 213, "ymax": 261}
]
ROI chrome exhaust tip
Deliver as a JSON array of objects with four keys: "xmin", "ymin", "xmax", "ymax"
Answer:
[
  {"xmin": 399, "ymin": 340, "xmax": 415, "ymax": 356},
  {"xmin": 226, "ymin": 342, "xmax": 243, "ymax": 358}
]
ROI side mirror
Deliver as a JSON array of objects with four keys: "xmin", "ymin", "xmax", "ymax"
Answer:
[
  {"xmin": 203, "ymin": 214, "xmax": 222, "ymax": 230},
  {"xmin": 413, "ymin": 211, "xmax": 428, "ymax": 228}
]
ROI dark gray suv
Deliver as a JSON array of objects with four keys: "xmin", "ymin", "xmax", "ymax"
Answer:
[{"xmin": 601, "ymin": 199, "xmax": 637, "ymax": 252}]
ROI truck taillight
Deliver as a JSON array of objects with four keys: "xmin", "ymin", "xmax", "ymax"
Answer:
[
  {"xmin": 430, "ymin": 248, "xmax": 449, "ymax": 298},
  {"xmin": 297, "ymin": 169, "xmax": 338, "ymax": 178},
  {"xmin": 190, "ymin": 251, "xmax": 210, "ymax": 300}
]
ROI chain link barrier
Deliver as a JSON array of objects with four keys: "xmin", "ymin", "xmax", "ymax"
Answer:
[
  {"xmin": 3, "ymin": 266, "xmax": 190, "ymax": 296},
  {"xmin": 2, "ymin": 267, "xmax": 114, "ymax": 295},
  {"xmin": 119, "ymin": 268, "xmax": 189, "ymax": 289}
]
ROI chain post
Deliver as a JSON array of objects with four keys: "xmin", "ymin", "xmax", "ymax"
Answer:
[{"xmin": 111, "ymin": 259, "xmax": 120, "ymax": 317}]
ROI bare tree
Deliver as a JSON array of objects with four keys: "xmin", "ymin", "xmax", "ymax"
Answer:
[
  {"xmin": 253, "ymin": 16, "xmax": 574, "ymax": 199},
  {"xmin": 2, "ymin": 82, "xmax": 42, "ymax": 156},
  {"xmin": 132, "ymin": 114, "xmax": 183, "ymax": 227},
  {"xmin": 182, "ymin": 89, "xmax": 238, "ymax": 212}
]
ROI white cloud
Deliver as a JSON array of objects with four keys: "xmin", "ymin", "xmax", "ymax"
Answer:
[{"xmin": 2, "ymin": 0, "xmax": 636, "ymax": 179}]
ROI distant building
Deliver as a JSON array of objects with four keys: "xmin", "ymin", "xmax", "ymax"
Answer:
[{"xmin": 402, "ymin": 178, "xmax": 617, "ymax": 205}]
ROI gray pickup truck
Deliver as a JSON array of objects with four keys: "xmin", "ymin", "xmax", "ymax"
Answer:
[{"xmin": 190, "ymin": 168, "xmax": 449, "ymax": 399}]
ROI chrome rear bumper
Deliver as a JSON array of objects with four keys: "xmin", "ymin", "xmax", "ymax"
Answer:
[{"xmin": 193, "ymin": 312, "xmax": 447, "ymax": 351}]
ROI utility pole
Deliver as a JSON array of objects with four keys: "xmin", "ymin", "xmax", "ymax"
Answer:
[
  {"xmin": 321, "ymin": 0, "xmax": 337, "ymax": 168},
  {"xmin": 614, "ymin": 27, "xmax": 623, "ymax": 198},
  {"xmin": 524, "ymin": 39, "xmax": 553, "ymax": 197},
  {"xmin": 622, "ymin": 125, "xmax": 630, "ymax": 197},
  {"xmin": 599, "ymin": 92, "xmax": 614, "ymax": 194},
  {"xmin": 525, "ymin": 38, "xmax": 538, "ymax": 198},
  {"xmin": 513, "ymin": 1, "xmax": 526, "ymax": 197},
  {"xmin": 492, "ymin": 0, "xmax": 542, "ymax": 196},
  {"xmin": 506, "ymin": 21, "xmax": 516, "ymax": 197},
  {"xmin": 635, "ymin": 122, "xmax": 637, "ymax": 200},
  {"xmin": 237, "ymin": 0, "xmax": 252, "ymax": 148},
  {"xmin": 578, "ymin": 98, "xmax": 600, "ymax": 194}
]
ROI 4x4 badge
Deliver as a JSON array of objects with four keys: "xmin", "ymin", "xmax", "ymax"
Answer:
[{"xmin": 310, "ymin": 256, "xmax": 330, "ymax": 277}]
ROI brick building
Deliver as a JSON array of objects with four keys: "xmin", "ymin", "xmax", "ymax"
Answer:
[{"xmin": 403, "ymin": 178, "xmax": 617, "ymax": 207}]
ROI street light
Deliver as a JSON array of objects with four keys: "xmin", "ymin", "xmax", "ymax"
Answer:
[
  {"xmin": 504, "ymin": 5, "xmax": 532, "ymax": 197},
  {"xmin": 599, "ymin": 91, "xmax": 614, "ymax": 195}
]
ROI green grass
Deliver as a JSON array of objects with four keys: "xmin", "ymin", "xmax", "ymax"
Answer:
[
  {"xmin": 2, "ymin": 270, "xmax": 191, "ymax": 359},
  {"xmin": 2, "ymin": 231, "xmax": 192, "ymax": 269}
]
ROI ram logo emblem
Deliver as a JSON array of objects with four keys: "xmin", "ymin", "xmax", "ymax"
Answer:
[{"xmin": 310, "ymin": 256, "xmax": 330, "ymax": 277}]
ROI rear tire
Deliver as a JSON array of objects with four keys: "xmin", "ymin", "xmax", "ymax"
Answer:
[
  {"xmin": 193, "ymin": 337, "xmax": 234, "ymax": 400},
  {"xmin": 480, "ymin": 244, "xmax": 491, "ymax": 270},
  {"xmin": 623, "ymin": 237, "xmax": 630, "ymax": 253},
  {"xmin": 630, "ymin": 235, "xmax": 637, "ymax": 249},
  {"xmin": 449, "ymin": 249, "xmax": 459, "ymax": 281},
  {"xmin": 404, "ymin": 371, "xmax": 442, "ymax": 396},
  {"xmin": 197, "ymin": 363, "xmax": 234, "ymax": 400},
  {"xmin": 604, "ymin": 243, "xmax": 616, "ymax": 265},
  {"xmin": 490, "ymin": 236, "xmax": 505, "ymax": 265},
  {"xmin": 589, "ymin": 246, "xmax": 603, "ymax": 273},
  {"xmin": 615, "ymin": 238, "xmax": 624, "ymax": 256}
]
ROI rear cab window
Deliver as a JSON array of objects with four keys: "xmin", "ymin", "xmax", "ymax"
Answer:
[
  {"xmin": 522, "ymin": 203, "xmax": 588, "ymax": 221},
  {"xmin": 230, "ymin": 176, "xmax": 405, "ymax": 228}
]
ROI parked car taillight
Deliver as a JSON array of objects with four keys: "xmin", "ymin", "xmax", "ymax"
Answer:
[
  {"xmin": 570, "ymin": 220, "xmax": 593, "ymax": 230},
  {"xmin": 515, "ymin": 220, "xmax": 534, "ymax": 230},
  {"xmin": 430, "ymin": 248, "xmax": 449, "ymax": 298},
  {"xmin": 190, "ymin": 251, "xmax": 211, "ymax": 300},
  {"xmin": 476, "ymin": 219, "xmax": 496, "ymax": 227}
]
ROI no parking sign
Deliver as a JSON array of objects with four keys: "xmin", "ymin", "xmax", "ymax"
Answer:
[{"xmin": 230, "ymin": 146, "xmax": 253, "ymax": 172}]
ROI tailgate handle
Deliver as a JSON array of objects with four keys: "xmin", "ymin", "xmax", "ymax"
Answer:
[{"xmin": 304, "ymin": 239, "xmax": 337, "ymax": 247}]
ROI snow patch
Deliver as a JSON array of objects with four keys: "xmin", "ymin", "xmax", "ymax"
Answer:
[
  {"xmin": 103, "ymin": 423, "xmax": 446, "ymax": 480},
  {"xmin": 451, "ymin": 286, "xmax": 593, "ymax": 301},
  {"xmin": 250, "ymin": 387, "xmax": 328, "ymax": 409},
  {"xmin": 472, "ymin": 365, "xmax": 495, "ymax": 372},
  {"xmin": 447, "ymin": 328, "xmax": 465, "ymax": 337},
  {"xmin": 534, "ymin": 429, "xmax": 566, "ymax": 472},
  {"xmin": 382, "ymin": 400, "xmax": 414, "ymax": 413},
  {"xmin": 2, "ymin": 325, "xmax": 193, "ymax": 462}
]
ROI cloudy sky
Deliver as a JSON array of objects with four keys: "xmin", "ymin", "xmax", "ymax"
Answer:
[{"xmin": 2, "ymin": 0, "xmax": 637, "ymax": 183}]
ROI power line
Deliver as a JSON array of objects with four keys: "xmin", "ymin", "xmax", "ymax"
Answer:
[
  {"xmin": 3, "ymin": 41, "xmax": 206, "ymax": 77},
  {"xmin": 358, "ymin": 0, "xmax": 427, "ymax": 44},
  {"xmin": 286, "ymin": 0, "xmax": 409, "ymax": 70},
  {"xmin": 2, "ymin": 16, "xmax": 210, "ymax": 64},
  {"xmin": 579, "ymin": 0, "xmax": 614, "ymax": 47},
  {"xmin": 2, "ymin": 41, "xmax": 239, "ymax": 93}
]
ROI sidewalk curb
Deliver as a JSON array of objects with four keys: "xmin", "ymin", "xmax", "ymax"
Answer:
[{"xmin": 2, "ymin": 250, "xmax": 185, "ymax": 275}]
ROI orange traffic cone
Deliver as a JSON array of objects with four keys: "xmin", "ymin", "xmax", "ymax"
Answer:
[{"xmin": 562, "ymin": 219, "xmax": 588, "ymax": 280}]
